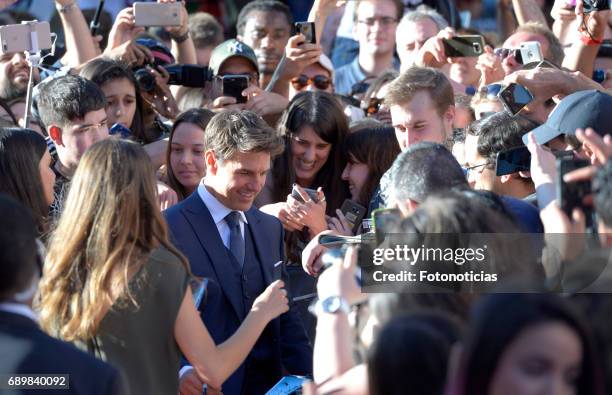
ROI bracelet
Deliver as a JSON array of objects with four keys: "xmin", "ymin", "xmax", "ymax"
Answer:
[
  {"xmin": 171, "ymin": 31, "xmax": 190, "ymax": 44},
  {"xmin": 580, "ymin": 35, "xmax": 603, "ymax": 46},
  {"xmin": 56, "ymin": 1, "xmax": 77, "ymax": 13}
]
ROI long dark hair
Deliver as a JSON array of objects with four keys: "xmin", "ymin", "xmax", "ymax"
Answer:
[
  {"xmin": 79, "ymin": 58, "xmax": 149, "ymax": 143},
  {"xmin": 166, "ymin": 108, "xmax": 214, "ymax": 201},
  {"xmin": 456, "ymin": 293, "xmax": 604, "ymax": 395},
  {"xmin": 273, "ymin": 91, "xmax": 349, "ymax": 215},
  {"xmin": 344, "ymin": 125, "xmax": 400, "ymax": 207},
  {"xmin": 0, "ymin": 128, "xmax": 50, "ymax": 235}
]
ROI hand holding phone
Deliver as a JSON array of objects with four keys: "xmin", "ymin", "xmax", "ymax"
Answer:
[{"xmin": 290, "ymin": 184, "xmax": 319, "ymax": 203}]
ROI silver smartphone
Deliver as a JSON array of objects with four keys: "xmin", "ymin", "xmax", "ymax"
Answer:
[
  {"xmin": 133, "ymin": 2, "xmax": 181, "ymax": 27},
  {"xmin": 0, "ymin": 21, "xmax": 52, "ymax": 54},
  {"xmin": 517, "ymin": 41, "xmax": 543, "ymax": 65}
]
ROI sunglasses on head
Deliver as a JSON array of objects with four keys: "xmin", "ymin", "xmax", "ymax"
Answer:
[{"xmin": 291, "ymin": 74, "xmax": 331, "ymax": 90}]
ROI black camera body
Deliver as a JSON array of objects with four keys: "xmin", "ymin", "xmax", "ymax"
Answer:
[
  {"xmin": 134, "ymin": 64, "xmax": 213, "ymax": 92},
  {"xmin": 583, "ymin": 0, "xmax": 610, "ymax": 13}
]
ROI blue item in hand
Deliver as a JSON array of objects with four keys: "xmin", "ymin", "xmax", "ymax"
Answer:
[{"xmin": 110, "ymin": 123, "xmax": 132, "ymax": 139}]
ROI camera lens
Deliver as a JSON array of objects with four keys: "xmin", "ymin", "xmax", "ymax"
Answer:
[{"xmin": 134, "ymin": 68, "xmax": 155, "ymax": 92}]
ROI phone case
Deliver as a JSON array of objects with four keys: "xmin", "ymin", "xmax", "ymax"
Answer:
[
  {"xmin": 133, "ymin": 2, "xmax": 181, "ymax": 27},
  {"xmin": 295, "ymin": 22, "xmax": 316, "ymax": 44},
  {"xmin": 442, "ymin": 35, "xmax": 485, "ymax": 57},
  {"xmin": 340, "ymin": 199, "xmax": 366, "ymax": 233}
]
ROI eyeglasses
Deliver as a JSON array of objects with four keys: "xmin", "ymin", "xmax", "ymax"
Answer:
[
  {"xmin": 486, "ymin": 83, "xmax": 503, "ymax": 99},
  {"xmin": 462, "ymin": 162, "xmax": 490, "ymax": 178},
  {"xmin": 291, "ymin": 74, "xmax": 331, "ymax": 90},
  {"xmin": 357, "ymin": 17, "xmax": 398, "ymax": 27},
  {"xmin": 494, "ymin": 47, "xmax": 519, "ymax": 59},
  {"xmin": 363, "ymin": 97, "xmax": 384, "ymax": 115}
]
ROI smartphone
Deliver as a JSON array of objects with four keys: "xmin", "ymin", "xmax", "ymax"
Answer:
[
  {"xmin": 496, "ymin": 146, "xmax": 531, "ymax": 176},
  {"xmin": 442, "ymin": 35, "xmax": 485, "ymax": 57},
  {"xmin": 294, "ymin": 21, "xmax": 316, "ymax": 44},
  {"xmin": 516, "ymin": 41, "xmax": 543, "ymax": 65},
  {"xmin": 266, "ymin": 375, "xmax": 308, "ymax": 395},
  {"xmin": 222, "ymin": 74, "xmax": 249, "ymax": 104},
  {"xmin": 133, "ymin": 2, "xmax": 181, "ymax": 27},
  {"xmin": 498, "ymin": 83, "xmax": 534, "ymax": 115},
  {"xmin": 557, "ymin": 158, "xmax": 592, "ymax": 218},
  {"xmin": 291, "ymin": 184, "xmax": 319, "ymax": 203},
  {"xmin": 273, "ymin": 261, "xmax": 283, "ymax": 281},
  {"xmin": 190, "ymin": 277, "xmax": 209, "ymax": 312},
  {"xmin": 340, "ymin": 199, "xmax": 367, "ymax": 234},
  {"xmin": 0, "ymin": 21, "xmax": 52, "ymax": 54},
  {"xmin": 372, "ymin": 207, "xmax": 401, "ymax": 246}
]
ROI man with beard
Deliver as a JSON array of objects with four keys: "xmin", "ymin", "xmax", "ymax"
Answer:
[
  {"xmin": 236, "ymin": 0, "xmax": 293, "ymax": 89},
  {"xmin": 0, "ymin": 51, "xmax": 38, "ymax": 105},
  {"xmin": 333, "ymin": 0, "xmax": 403, "ymax": 95}
]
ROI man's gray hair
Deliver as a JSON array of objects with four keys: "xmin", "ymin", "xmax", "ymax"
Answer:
[
  {"xmin": 391, "ymin": 141, "xmax": 467, "ymax": 203},
  {"xmin": 204, "ymin": 110, "xmax": 284, "ymax": 161},
  {"xmin": 399, "ymin": 5, "xmax": 449, "ymax": 31}
]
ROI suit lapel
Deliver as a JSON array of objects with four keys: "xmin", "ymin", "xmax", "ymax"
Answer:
[
  {"xmin": 181, "ymin": 193, "xmax": 243, "ymax": 320},
  {"xmin": 245, "ymin": 209, "xmax": 273, "ymax": 285}
]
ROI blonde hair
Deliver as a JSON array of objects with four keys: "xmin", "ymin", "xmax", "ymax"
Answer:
[{"xmin": 38, "ymin": 139, "xmax": 189, "ymax": 341}]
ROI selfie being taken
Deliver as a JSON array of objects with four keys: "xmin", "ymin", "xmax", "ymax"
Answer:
[{"xmin": 0, "ymin": 0, "xmax": 611, "ymax": 395}]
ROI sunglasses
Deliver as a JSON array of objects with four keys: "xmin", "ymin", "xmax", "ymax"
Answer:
[
  {"xmin": 494, "ymin": 47, "xmax": 519, "ymax": 59},
  {"xmin": 291, "ymin": 74, "xmax": 331, "ymax": 90}
]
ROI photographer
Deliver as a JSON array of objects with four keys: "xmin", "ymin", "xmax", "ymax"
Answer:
[{"xmin": 206, "ymin": 39, "xmax": 289, "ymax": 118}]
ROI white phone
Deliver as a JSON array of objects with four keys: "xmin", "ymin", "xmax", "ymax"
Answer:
[
  {"xmin": 0, "ymin": 21, "xmax": 52, "ymax": 54},
  {"xmin": 518, "ymin": 41, "xmax": 543, "ymax": 65},
  {"xmin": 133, "ymin": 2, "xmax": 181, "ymax": 27}
]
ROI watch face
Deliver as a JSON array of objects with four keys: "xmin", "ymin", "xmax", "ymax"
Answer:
[{"xmin": 323, "ymin": 296, "xmax": 341, "ymax": 313}]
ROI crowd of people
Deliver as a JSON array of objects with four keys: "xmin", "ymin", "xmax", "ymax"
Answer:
[{"xmin": 0, "ymin": 0, "xmax": 611, "ymax": 394}]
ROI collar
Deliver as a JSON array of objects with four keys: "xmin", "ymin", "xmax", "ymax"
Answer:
[
  {"xmin": 197, "ymin": 178, "xmax": 248, "ymax": 226},
  {"xmin": 0, "ymin": 302, "xmax": 38, "ymax": 322}
]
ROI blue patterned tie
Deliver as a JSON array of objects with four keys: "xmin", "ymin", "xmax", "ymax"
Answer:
[{"xmin": 225, "ymin": 211, "xmax": 244, "ymax": 268}]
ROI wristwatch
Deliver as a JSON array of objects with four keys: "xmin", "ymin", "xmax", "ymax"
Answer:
[{"xmin": 309, "ymin": 296, "xmax": 350, "ymax": 316}]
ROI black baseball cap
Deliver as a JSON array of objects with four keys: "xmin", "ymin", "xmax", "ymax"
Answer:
[{"xmin": 523, "ymin": 90, "xmax": 612, "ymax": 145}]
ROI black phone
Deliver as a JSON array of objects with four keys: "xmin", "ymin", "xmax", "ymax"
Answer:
[
  {"xmin": 498, "ymin": 83, "xmax": 534, "ymax": 115},
  {"xmin": 496, "ymin": 146, "xmax": 531, "ymax": 176},
  {"xmin": 222, "ymin": 74, "xmax": 249, "ymax": 103},
  {"xmin": 557, "ymin": 158, "xmax": 592, "ymax": 219},
  {"xmin": 372, "ymin": 208, "xmax": 401, "ymax": 246},
  {"xmin": 340, "ymin": 199, "xmax": 367, "ymax": 234},
  {"xmin": 294, "ymin": 21, "xmax": 316, "ymax": 44},
  {"xmin": 442, "ymin": 35, "xmax": 485, "ymax": 57},
  {"xmin": 291, "ymin": 184, "xmax": 319, "ymax": 203}
]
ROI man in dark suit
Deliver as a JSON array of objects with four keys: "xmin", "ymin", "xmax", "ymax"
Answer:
[
  {"xmin": 165, "ymin": 111, "xmax": 313, "ymax": 395},
  {"xmin": 0, "ymin": 195, "xmax": 126, "ymax": 395}
]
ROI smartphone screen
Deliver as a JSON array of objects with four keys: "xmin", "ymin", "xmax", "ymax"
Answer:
[
  {"xmin": 222, "ymin": 74, "xmax": 249, "ymax": 103},
  {"xmin": 498, "ymin": 83, "xmax": 533, "ymax": 114},
  {"xmin": 291, "ymin": 184, "xmax": 319, "ymax": 203},
  {"xmin": 496, "ymin": 146, "xmax": 531, "ymax": 176}
]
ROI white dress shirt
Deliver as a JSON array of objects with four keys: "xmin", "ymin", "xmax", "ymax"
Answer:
[{"xmin": 197, "ymin": 178, "xmax": 248, "ymax": 248}]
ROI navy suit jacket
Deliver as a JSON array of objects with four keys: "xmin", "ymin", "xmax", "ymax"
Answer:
[
  {"xmin": 164, "ymin": 192, "xmax": 312, "ymax": 395},
  {"xmin": 0, "ymin": 311, "xmax": 126, "ymax": 395}
]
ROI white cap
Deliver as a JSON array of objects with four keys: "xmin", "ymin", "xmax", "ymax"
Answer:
[{"xmin": 316, "ymin": 53, "xmax": 335, "ymax": 80}]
